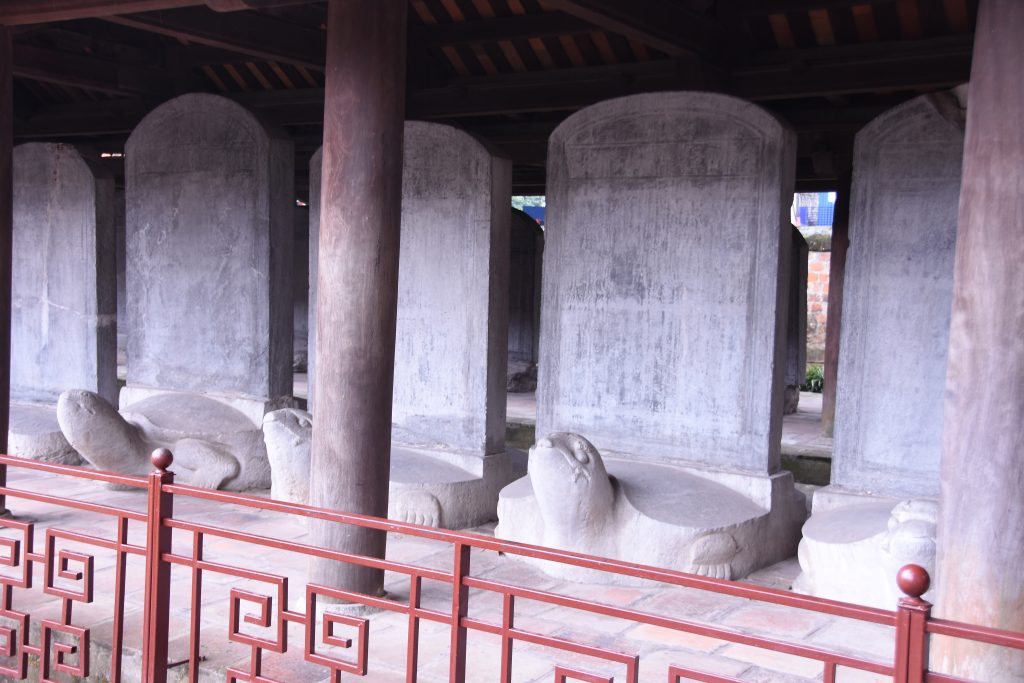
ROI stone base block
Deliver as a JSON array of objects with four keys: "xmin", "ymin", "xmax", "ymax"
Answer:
[
  {"xmin": 262, "ymin": 408, "xmax": 526, "ymax": 529},
  {"xmin": 783, "ymin": 385, "xmax": 800, "ymax": 414},
  {"xmin": 389, "ymin": 446, "xmax": 527, "ymax": 529},
  {"xmin": 793, "ymin": 488, "xmax": 937, "ymax": 609},
  {"xmin": 121, "ymin": 384, "xmax": 295, "ymax": 428},
  {"xmin": 8, "ymin": 402, "xmax": 81, "ymax": 465},
  {"xmin": 496, "ymin": 451, "xmax": 806, "ymax": 585}
]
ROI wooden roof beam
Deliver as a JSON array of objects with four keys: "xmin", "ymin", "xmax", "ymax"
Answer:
[
  {"xmin": 0, "ymin": 0, "xmax": 310, "ymax": 26},
  {"xmin": 734, "ymin": 1, "xmax": 915, "ymax": 14},
  {"xmin": 540, "ymin": 0, "xmax": 720, "ymax": 58},
  {"xmin": 104, "ymin": 5, "xmax": 325, "ymax": 69},
  {"xmin": 13, "ymin": 43, "xmax": 171, "ymax": 96},
  {"xmin": 408, "ymin": 11, "xmax": 591, "ymax": 48}
]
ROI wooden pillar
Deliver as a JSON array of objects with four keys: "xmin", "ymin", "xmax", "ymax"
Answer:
[
  {"xmin": 308, "ymin": 0, "xmax": 406, "ymax": 595},
  {"xmin": 820, "ymin": 170, "xmax": 851, "ymax": 438},
  {"xmin": 0, "ymin": 28, "xmax": 13, "ymax": 513},
  {"xmin": 934, "ymin": 0, "xmax": 1024, "ymax": 679}
]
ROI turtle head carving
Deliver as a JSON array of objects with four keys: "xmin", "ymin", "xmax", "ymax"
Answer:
[
  {"xmin": 262, "ymin": 408, "xmax": 312, "ymax": 447},
  {"xmin": 57, "ymin": 389, "xmax": 143, "ymax": 463},
  {"xmin": 883, "ymin": 499, "xmax": 938, "ymax": 582},
  {"xmin": 528, "ymin": 432, "xmax": 616, "ymax": 546}
]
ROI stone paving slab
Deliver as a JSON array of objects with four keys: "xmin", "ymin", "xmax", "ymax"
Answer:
[{"xmin": 0, "ymin": 466, "xmax": 895, "ymax": 682}]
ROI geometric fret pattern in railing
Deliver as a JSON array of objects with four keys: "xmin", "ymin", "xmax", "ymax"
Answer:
[{"xmin": 0, "ymin": 451, "xmax": 1021, "ymax": 683}]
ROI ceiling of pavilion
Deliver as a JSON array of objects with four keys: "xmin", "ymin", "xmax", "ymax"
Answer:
[{"xmin": 3, "ymin": 0, "xmax": 977, "ymax": 196}]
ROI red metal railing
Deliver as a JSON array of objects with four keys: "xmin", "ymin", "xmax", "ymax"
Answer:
[{"xmin": 0, "ymin": 449, "xmax": 1021, "ymax": 682}]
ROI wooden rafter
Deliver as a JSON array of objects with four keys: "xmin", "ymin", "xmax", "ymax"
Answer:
[
  {"xmin": 541, "ymin": 0, "xmax": 719, "ymax": 58},
  {"xmin": 104, "ymin": 5, "xmax": 325, "ymax": 69},
  {"xmin": 0, "ymin": 0, "xmax": 309, "ymax": 26},
  {"xmin": 12, "ymin": 43, "xmax": 170, "ymax": 96}
]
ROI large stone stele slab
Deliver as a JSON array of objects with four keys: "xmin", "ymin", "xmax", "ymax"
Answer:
[
  {"xmin": 498, "ymin": 92, "xmax": 805, "ymax": 580},
  {"xmin": 11, "ymin": 142, "xmax": 116, "ymax": 462},
  {"xmin": 795, "ymin": 90, "xmax": 965, "ymax": 608},
  {"xmin": 305, "ymin": 123, "xmax": 524, "ymax": 527},
  {"xmin": 123, "ymin": 93, "xmax": 294, "ymax": 425}
]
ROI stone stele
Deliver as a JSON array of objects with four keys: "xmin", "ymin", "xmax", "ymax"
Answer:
[
  {"xmin": 497, "ymin": 92, "xmax": 806, "ymax": 583},
  {"xmin": 11, "ymin": 142, "xmax": 117, "ymax": 463},
  {"xmin": 784, "ymin": 227, "xmax": 809, "ymax": 415},
  {"xmin": 305, "ymin": 122, "xmax": 526, "ymax": 528},
  {"xmin": 794, "ymin": 90, "xmax": 965, "ymax": 608},
  {"xmin": 123, "ymin": 93, "xmax": 294, "ymax": 425}
]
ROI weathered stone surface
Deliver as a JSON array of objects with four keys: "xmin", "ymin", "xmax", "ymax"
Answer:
[
  {"xmin": 796, "ymin": 91, "xmax": 965, "ymax": 607},
  {"xmin": 305, "ymin": 123, "xmax": 522, "ymax": 528},
  {"xmin": 292, "ymin": 206, "xmax": 309, "ymax": 372},
  {"xmin": 260, "ymin": 409, "xmax": 526, "ymax": 529},
  {"xmin": 830, "ymin": 93, "xmax": 964, "ymax": 499},
  {"xmin": 12, "ymin": 143, "xmax": 117, "ymax": 405},
  {"xmin": 8, "ymin": 403, "xmax": 80, "ymax": 465},
  {"xmin": 392, "ymin": 121, "xmax": 511, "ymax": 456},
  {"xmin": 508, "ymin": 207, "xmax": 543, "ymax": 370},
  {"xmin": 262, "ymin": 408, "xmax": 311, "ymax": 503},
  {"xmin": 58, "ymin": 389, "xmax": 270, "ymax": 490},
  {"xmin": 794, "ymin": 498, "xmax": 937, "ymax": 609},
  {"xmin": 497, "ymin": 432, "xmax": 805, "ymax": 584},
  {"xmin": 306, "ymin": 147, "xmax": 321, "ymax": 410},
  {"xmin": 500, "ymin": 93, "xmax": 804, "ymax": 580},
  {"xmin": 536, "ymin": 92, "xmax": 795, "ymax": 473},
  {"xmin": 124, "ymin": 94, "xmax": 294, "ymax": 418},
  {"xmin": 784, "ymin": 228, "xmax": 808, "ymax": 414},
  {"xmin": 115, "ymin": 186, "xmax": 127, "ymax": 368}
]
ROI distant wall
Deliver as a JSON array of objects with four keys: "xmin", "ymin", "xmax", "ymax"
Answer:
[{"xmin": 806, "ymin": 248, "xmax": 831, "ymax": 364}]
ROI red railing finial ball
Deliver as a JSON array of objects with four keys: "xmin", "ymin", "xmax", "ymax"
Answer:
[
  {"xmin": 151, "ymin": 448, "xmax": 173, "ymax": 472},
  {"xmin": 897, "ymin": 564, "xmax": 931, "ymax": 598}
]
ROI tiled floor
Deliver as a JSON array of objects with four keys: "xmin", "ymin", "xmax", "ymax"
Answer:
[{"xmin": 0, "ymin": 465, "xmax": 895, "ymax": 683}]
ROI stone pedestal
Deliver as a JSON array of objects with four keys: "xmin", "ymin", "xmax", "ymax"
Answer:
[
  {"xmin": 795, "ymin": 92, "xmax": 964, "ymax": 608},
  {"xmin": 498, "ymin": 92, "xmax": 805, "ymax": 580},
  {"xmin": 11, "ymin": 143, "xmax": 116, "ymax": 459},
  {"xmin": 123, "ymin": 94, "xmax": 294, "ymax": 428}
]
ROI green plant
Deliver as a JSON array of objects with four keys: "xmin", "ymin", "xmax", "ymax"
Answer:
[{"xmin": 801, "ymin": 364, "xmax": 824, "ymax": 393}]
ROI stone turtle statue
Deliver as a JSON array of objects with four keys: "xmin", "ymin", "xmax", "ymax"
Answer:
[
  {"xmin": 261, "ymin": 408, "xmax": 451, "ymax": 527},
  {"xmin": 57, "ymin": 389, "xmax": 270, "ymax": 491},
  {"xmin": 497, "ymin": 432, "xmax": 806, "ymax": 583},
  {"xmin": 261, "ymin": 407, "xmax": 312, "ymax": 503},
  {"xmin": 794, "ymin": 498, "xmax": 938, "ymax": 608}
]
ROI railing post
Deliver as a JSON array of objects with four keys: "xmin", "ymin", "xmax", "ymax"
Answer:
[
  {"xmin": 894, "ymin": 564, "xmax": 932, "ymax": 683},
  {"xmin": 449, "ymin": 542, "xmax": 470, "ymax": 683},
  {"xmin": 142, "ymin": 448, "xmax": 174, "ymax": 683}
]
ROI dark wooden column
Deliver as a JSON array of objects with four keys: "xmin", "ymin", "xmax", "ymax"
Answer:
[
  {"xmin": 0, "ymin": 28, "xmax": 13, "ymax": 513},
  {"xmin": 820, "ymin": 170, "xmax": 851, "ymax": 438},
  {"xmin": 308, "ymin": 0, "xmax": 407, "ymax": 595},
  {"xmin": 934, "ymin": 0, "xmax": 1024, "ymax": 678}
]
